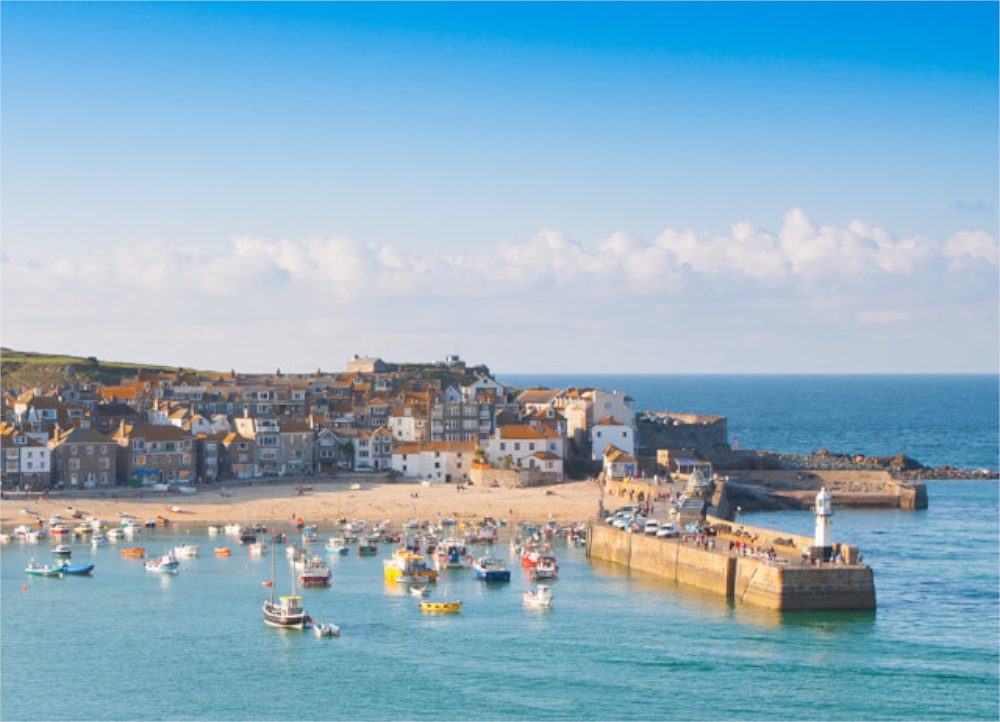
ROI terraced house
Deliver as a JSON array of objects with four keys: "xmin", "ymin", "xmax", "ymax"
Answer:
[
  {"xmin": 49, "ymin": 426, "xmax": 117, "ymax": 488},
  {"xmin": 112, "ymin": 421, "xmax": 195, "ymax": 485},
  {"xmin": 1, "ymin": 424, "xmax": 52, "ymax": 490}
]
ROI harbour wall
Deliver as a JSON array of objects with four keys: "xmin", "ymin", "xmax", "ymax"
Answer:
[{"xmin": 588, "ymin": 524, "xmax": 876, "ymax": 612}]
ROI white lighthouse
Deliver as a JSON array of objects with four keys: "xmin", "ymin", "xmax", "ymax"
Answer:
[{"xmin": 814, "ymin": 486, "xmax": 833, "ymax": 549}]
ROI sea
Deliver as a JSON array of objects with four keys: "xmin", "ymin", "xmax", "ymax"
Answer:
[{"xmin": 1, "ymin": 375, "xmax": 997, "ymax": 721}]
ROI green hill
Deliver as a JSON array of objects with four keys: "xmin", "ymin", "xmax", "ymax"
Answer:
[{"xmin": 0, "ymin": 348, "xmax": 211, "ymax": 391}]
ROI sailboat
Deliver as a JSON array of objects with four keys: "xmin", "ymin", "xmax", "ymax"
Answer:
[{"xmin": 263, "ymin": 540, "xmax": 307, "ymax": 629}]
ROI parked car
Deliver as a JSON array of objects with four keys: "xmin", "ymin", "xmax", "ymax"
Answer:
[
  {"xmin": 657, "ymin": 523, "xmax": 679, "ymax": 538},
  {"xmin": 644, "ymin": 520, "xmax": 659, "ymax": 535}
]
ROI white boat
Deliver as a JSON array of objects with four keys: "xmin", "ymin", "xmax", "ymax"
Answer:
[
  {"xmin": 107, "ymin": 529, "xmax": 124, "ymax": 541},
  {"xmin": 313, "ymin": 622, "xmax": 341, "ymax": 637},
  {"xmin": 349, "ymin": 483, "xmax": 361, "ymax": 491},
  {"xmin": 122, "ymin": 522, "xmax": 142, "ymax": 536},
  {"xmin": 522, "ymin": 585, "xmax": 553, "ymax": 609},
  {"xmin": 91, "ymin": 534, "xmax": 108, "ymax": 546},
  {"xmin": 0, "ymin": 533, "xmax": 10, "ymax": 544},
  {"xmin": 145, "ymin": 551, "xmax": 180, "ymax": 574},
  {"xmin": 409, "ymin": 584, "xmax": 431, "ymax": 597},
  {"xmin": 326, "ymin": 537, "xmax": 349, "ymax": 555},
  {"xmin": 224, "ymin": 524, "xmax": 242, "ymax": 535},
  {"xmin": 151, "ymin": 483, "xmax": 171, "ymax": 491},
  {"xmin": 174, "ymin": 544, "xmax": 200, "ymax": 558},
  {"xmin": 248, "ymin": 541, "xmax": 267, "ymax": 554},
  {"xmin": 177, "ymin": 486, "xmax": 197, "ymax": 495},
  {"xmin": 207, "ymin": 526, "xmax": 220, "ymax": 536},
  {"xmin": 14, "ymin": 524, "xmax": 31, "ymax": 537}
]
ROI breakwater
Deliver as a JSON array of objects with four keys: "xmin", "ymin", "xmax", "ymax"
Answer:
[{"xmin": 587, "ymin": 524, "xmax": 876, "ymax": 612}]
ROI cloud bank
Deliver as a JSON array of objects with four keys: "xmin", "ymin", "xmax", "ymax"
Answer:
[{"xmin": 2, "ymin": 209, "xmax": 997, "ymax": 373}]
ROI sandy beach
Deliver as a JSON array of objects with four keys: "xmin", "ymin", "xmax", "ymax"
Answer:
[{"xmin": 1, "ymin": 478, "xmax": 601, "ymax": 527}]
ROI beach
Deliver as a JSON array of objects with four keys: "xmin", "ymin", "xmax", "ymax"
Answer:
[{"xmin": 1, "ymin": 478, "xmax": 601, "ymax": 526}]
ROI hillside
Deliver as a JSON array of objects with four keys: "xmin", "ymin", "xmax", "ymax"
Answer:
[{"xmin": 0, "ymin": 348, "xmax": 209, "ymax": 391}]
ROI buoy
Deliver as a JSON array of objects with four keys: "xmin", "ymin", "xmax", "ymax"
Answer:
[
  {"xmin": 262, "ymin": 580, "xmax": 272, "ymax": 587},
  {"xmin": 22, "ymin": 584, "xmax": 27, "ymax": 591}
]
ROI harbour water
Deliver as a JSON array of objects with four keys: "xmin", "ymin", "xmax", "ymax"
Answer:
[{"xmin": 2, "ymin": 375, "xmax": 998, "ymax": 720}]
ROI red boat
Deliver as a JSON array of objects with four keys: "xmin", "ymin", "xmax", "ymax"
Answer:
[{"xmin": 297, "ymin": 556, "xmax": 331, "ymax": 587}]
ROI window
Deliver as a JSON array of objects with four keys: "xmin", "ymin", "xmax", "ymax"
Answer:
[
  {"xmin": 529, "ymin": 443, "xmax": 535, "ymax": 451},
  {"xmin": 98, "ymin": 458, "xmax": 111, "ymax": 470},
  {"xmin": 5, "ymin": 461, "xmax": 17, "ymax": 472},
  {"xmin": 86, "ymin": 445, "xmax": 94, "ymax": 455},
  {"xmin": 622, "ymin": 431, "xmax": 627, "ymax": 438},
  {"xmin": 514, "ymin": 443, "xmax": 520, "ymax": 451},
  {"xmin": 499, "ymin": 442, "xmax": 506, "ymax": 451},
  {"xmin": 99, "ymin": 472, "xmax": 109, "ymax": 483},
  {"xmin": 100, "ymin": 445, "xmax": 107, "ymax": 454},
  {"xmin": 13, "ymin": 436, "xmax": 26, "ymax": 445},
  {"xmin": 596, "ymin": 431, "xmax": 602, "ymax": 439},
  {"xmin": 71, "ymin": 445, "xmax": 79, "ymax": 455},
  {"xmin": 133, "ymin": 440, "xmax": 145, "ymax": 451},
  {"xmin": 133, "ymin": 454, "xmax": 146, "ymax": 465},
  {"xmin": 25, "ymin": 462, "xmax": 33, "ymax": 470},
  {"xmin": 166, "ymin": 442, "xmax": 176, "ymax": 452},
  {"xmin": 182, "ymin": 454, "xmax": 191, "ymax": 464},
  {"xmin": 69, "ymin": 458, "xmax": 81, "ymax": 471},
  {"xmin": 434, "ymin": 462, "xmax": 440, "ymax": 469}
]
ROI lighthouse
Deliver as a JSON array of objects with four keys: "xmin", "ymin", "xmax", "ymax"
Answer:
[{"xmin": 814, "ymin": 486, "xmax": 833, "ymax": 551}]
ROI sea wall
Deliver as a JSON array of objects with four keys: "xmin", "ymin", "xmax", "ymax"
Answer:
[{"xmin": 588, "ymin": 524, "xmax": 875, "ymax": 612}]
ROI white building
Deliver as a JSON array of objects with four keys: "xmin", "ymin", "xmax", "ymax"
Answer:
[
  {"xmin": 484, "ymin": 424, "xmax": 564, "ymax": 472},
  {"xmin": 391, "ymin": 441, "xmax": 476, "ymax": 483},
  {"xmin": 590, "ymin": 416, "xmax": 635, "ymax": 461}
]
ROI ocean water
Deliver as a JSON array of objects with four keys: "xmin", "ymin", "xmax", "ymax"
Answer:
[
  {"xmin": 1, "ymin": 376, "xmax": 998, "ymax": 721},
  {"xmin": 499, "ymin": 374, "xmax": 999, "ymax": 470}
]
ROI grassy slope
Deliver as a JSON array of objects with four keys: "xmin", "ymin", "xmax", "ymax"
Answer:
[{"xmin": 0, "ymin": 348, "xmax": 211, "ymax": 391}]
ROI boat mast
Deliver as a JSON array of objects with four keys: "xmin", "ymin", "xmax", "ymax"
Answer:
[{"xmin": 269, "ymin": 539, "xmax": 275, "ymax": 605}]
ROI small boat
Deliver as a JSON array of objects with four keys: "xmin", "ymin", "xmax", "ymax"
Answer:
[
  {"xmin": 302, "ymin": 530, "xmax": 318, "ymax": 543},
  {"xmin": 326, "ymin": 537, "xmax": 349, "ymax": 555},
  {"xmin": 0, "ymin": 533, "xmax": 11, "ymax": 544},
  {"xmin": 145, "ymin": 552, "xmax": 180, "ymax": 573},
  {"xmin": 409, "ymin": 584, "xmax": 431, "ymax": 597},
  {"xmin": 91, "ymin": 534, "xmax": 108, "ymax": 547},
  {"xmin": 271, "ymin": 533, "xmax": 287, "ymax": 544},
  {"xmin": 224, "ymin": 524, "xmax": 242, "ymax": 535},
  {"xmin": 25, "ymin": 560, "xmax": 63, "ymax": 577},
  {"xmin": 214, "ymin": 547, "xmax": 232, "ymax": 557},
  {"xmin": 174, "ymin": 544, "xmax": 200, "ymax": 558},
  {"xmin": 73, "ymin": 525, "xmax": 92, "ymax": 536},
  {"xmin": 248, "ymin": 541, "xmax": 267, "ymax": 554},
  {"xmin": 262, "ymin": 580, "xmax": 272, "ymax": 587},
  {"xmin": 167, "ymin": 505, "xmax": 183, "ymax": 513},
  {"xmin": 120, "ymin": 547, "xmax": 145, "ymax": 558},
  {"xmin": 122, "ymin": 522, "xmax": 142, "ymax": 536},
  {"xmin": 298, "ymin": 556, "xmax": 331, "ymax": 587},
  {"xmin": 530, "ymin": 556, "xmax": 559, "ymax": 581},
  {"xmin": 50, "ymin": 524, "xmax": 71, "ymax": 536},
  {"xmin": 472, "ymin": 556, "xmax": 511, "ymax": 582},
  {"xmin": 357, "ymin": 541, "xmax": 378, "ymax": 556},
  {"xmin": 313, "ymin": 622, "xmax": 341, "ymax": 638},
  {"xmin": 522, "ymin": 584, "xmax": 553, "ymax": 609},
  {"xmin": 107, "ymin": 529, "xmax": 124, "ymax": 541},
  {"xmin": 207, "ymin": 526, "xmax": 220, "ymax": 536},
  {"xmin": 291, "ymin": 518, "xmax": 305, "ymax": 529},
  {"xmin": 434, "ymin": 539, "xmax": 468, "ymax": 570},
  {"xmin": 349, "ymin": 483, "xmax": 361, "ymax": 491},
  {"xmin": 143, "ymin": 519, "xmax": 157, "ymax": 528},
  {"xmin": 238, "ymin": 532, "xmax": 257, "ymax": 545},
  {"xmin": 384, "ymin": 550, "xmax": 438, "ymax": 585},
  {"xmin": 419, "ymin": 600, "xmax": 462, "ymax": 613},
  {"xmin": 58, "ymin": 563, "xmax": 95, "ymax": 576},
  {"xmin": 52, "ymin": 545, "xmax": 73, "ymax": 558}
]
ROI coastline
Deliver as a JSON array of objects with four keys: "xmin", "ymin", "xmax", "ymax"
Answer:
[{"xmin": 0, "ymin": 478, "xmax": 601, "ymax": 526}]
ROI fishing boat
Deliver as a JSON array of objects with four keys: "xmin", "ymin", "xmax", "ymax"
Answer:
[
  {"xmin": 52, "ymin": 545, "xmax": 73, "ymax": 558},
  {"xmin": 434, "ymin": 539, "xmax": 468, "ymax": 570},
  {"xmin": 286, "ymin": 544, "xmax": 303, "ymax": 560},
  {"xmin": 25, "ymin": 560, "xmax": 63, "ymax": 577},
  {"xmin": 174, "ymin": 544, "xmax": 200, "ymax": 558},
  {"xmin": 419, "ymin": 600, "xmax": 462, "ymax": 613},
  {"xmin": 472, "ymin": 556, "xmax": 511, "ymax": 582},
  {"xmin": 271, "ymin": 533, "xmax": 286, "ymax": 544},
  {"xmin": 120, "ymin": 547, "xmax": 145, "ymax": 558},
  {"xmin": 224, "ymin": 524, "xmax": 242, "ymax": 535},
  {"xmin": 302, "ymin": 530, "xmax": 318, "ymax": 543},
  {"xmin": 383, "ymin": 550, "xmax": 438, "ymax": 585},
  {"xmin": 522, "ymin": 584, "xmax": 553, "ymax": 609},
  {"xmin": 214, "ymin": 547, "xmax": 232, "ymax": 557},
  {"xmin": 49, "ymin": 524, "xmax": 71, "ymax": 537},
  {"xmin": 313, "ymin": 622, "xmax": 341, "ymax": 638},
  {"xmin": 57, "ymin": 562, "xmax": 95, "ymax": 576},
  {"xmin": 298, "ymin": 556, "xmax": 332, "ymax": 587},
  {"xmin": 122, "ymin": 521, "xmax": 142, "ymax": 537},
  {"xmin": 326, "ymin": 537, "xmax": 349, "ymax": 555},
  {"xmin": 357, "ymin": 539, "xmax": 378, "ymax": 556},
  {"xmin": 144, "ymin": 551, "xmax": 180, "ymax": 573},
  {"xmin": 530, "ymin": 556, "xmax": 559, "ymax": 581},
  {"xmin": 263, "ymin": 543, "xmax": 307, "ymax": 628}
]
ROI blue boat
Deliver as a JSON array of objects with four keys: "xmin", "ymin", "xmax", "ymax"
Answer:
[
  {"xmin": 58, "ymin": 563, "xmax": 95, "ymax": 576},
  {"xmin": 472, "ymin": 556, "xmax": 511, "ymax": 582}
]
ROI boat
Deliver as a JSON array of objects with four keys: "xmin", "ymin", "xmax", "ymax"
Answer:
[
  {"xmin": 313, "ymin": 622, "xmax": 341, "ymax": 638},
  {"xmin": 107, "ymin": 529, "xmax": 123, "ymax": 541},
  {"xmin": 530, "ymin": 556, "xmax": 559, "ymax": 581},
  {"xmin": 271, "ymin": 533, "xmax": 287, "ymax": 544},
  {"xmin": 263, "ymin": 544, "xmax": 308, "ymax": 629},
  {"xmin": 25, "ymin": 560, "xmax": 63, "ymax": 577},
  {"xmin": 0, "ymin": 533, "xmax": 11, "ymax": 544},
  {"xmin": 122, "ymin": 521, "xmax": 142, "ymax": 536},
  {"xmin": 167, "ymin": 505, "xmax": 183, "ymax": 513},
  {"xmin": 383, "ymin": 550, "xmax": 438, "ymax": 585},
  {"xmin": 214, "ymin": 547, "xmax": 232, "ymax": 557},
  {"xmin": 144, "ymin": 551, "xmax": 180, "ymax": 573},
  {"xmin": 91, "ymin": 534, "xmax": 108, "ymax": 547},
  {"xmin": 298, "ymin": 556, "xmax": 331, "ymax": 587},
  {"xmin": 120, "ymin": 547, "xmax": 145, "ymax": 558},
  {"xmin": 326, "ymin": 537, "xmax": 349, "ymax": 555},
  {"xmin": 434, "ymin": 539, "xmax": 468, "ymax": 570},
  {"xmin": 522, "ymin": 584, "xmax": 553, "ymax": 609},
  {"xmin": 302, "ymin": 530, "xmax": 318, "ymax": 543},
  {"xmin": 419, "ymin": 600, "xmax": 462, "ymax": 613},
  {"xmin": 207, "ymin": 526, "xmax": 220, "ymax": 536},
  {"xmin": 472, "ymin": 556, "xmax": 511, "ymax": 582},
  {"xmin": 52, "ymin": 545, "xmax": 73, "ymax": 558},
  {"xmin": 224, "ymin": 524, "xmax": 242, "ymax": 535},
  {"xmin": 143, "ymin": 519, "xmax": 157, "ymax": 528},
  {"xmin": 248, "ymin": 541, "xmax": 267, "ymax": 554},
  {"xmin": 291, "ymin": 517, "xmax": 305, "ymax": 529},
  {"xmin": 409, "ymin": 584, "xmax": 431, "ymax": 597},
  {"xmin": 349, "ymin": 483, "xmax": 361, "ymax": 491},
  {"xmin": 357, "ymin": 539, "xmax": 378, "ymax": 556},
  {"xmin": 286, "ymin": 544, "xmax": 302, "ymax": 560},
  {"xmin": 238, "ymin": 531, "xmax": 257, "ymax": 545},
  {"xmin": 174, "ymin": 544, "xmax": 200, "ymax": 558},
  {"xmin": 50, "ymin": 524, "xmax": 71, "ymax": 536},
  {"xmin": 73, "ymin": 525, "xmax": 92, "ymax": 536},
  {"xmin": 58, "ymin": 562, "xmax": 95, "ymax": 576}
]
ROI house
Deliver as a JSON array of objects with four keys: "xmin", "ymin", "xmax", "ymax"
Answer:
[
  {"xmin": 351, "ymin": 427, "xmax": 393, "ymax": 471},
  {"xmin": 388, "ymin": 404, "xmax": 430, "ymax": 443},
  {"xmin": 590, "ymin": 416, "xmax": 635, "ymax": 461},
  {"xmin": 314, "ymin": 428, "xmax": 353, "ymax": 472},
  {"xmin": 233, "ymin": 416, "xmax": 281, "ymax": 475},
  {"xmin": 516, "ymin": 388, "xmax": 562, "ymax": 413},
  {"xmin": 391, "ymin": 440, "xmax": 475, "ymax": 483},
  {"xmin": 346, "ymin": 355, "xmax": 390, "ymax": 374},
  {"xmin": 431, "ymin": 386, "xmax": 494, "ymax": 442},
  {"xmin": 219, "ymin": 433, "xmax": 256, "ymax": 479},
  {"xmin": 603, "ymin": 444, "xmax": 638, "ymax": 480},
  {"xmin": 278, "ymin": 419, "xmax": 314, "ymax": 475},
  {"xmin": 657, "ymin": 449, "xmax": 713, "ymax": 482},
  {"xmin": 484, "ymin": 424, "xmax": 564, "ymax": 473},
  {"xmin": 49, "ymin": 426, "xmax": 116, "ymax": 489},
  {"xmin": 112, "ymin": 422, "xmax": 195, "ymax": 486},
  {"xmin": 1, "ymin": 425, "xmax": 52, "ymax": 490},
  {"xmin": 195, "ymin": 435, "xmax": 221, "ymax": 483}
]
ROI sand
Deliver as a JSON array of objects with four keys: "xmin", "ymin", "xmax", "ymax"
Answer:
[{"xmin": 1, "ymin": 479, "xmax": 602, "ymax": 527}]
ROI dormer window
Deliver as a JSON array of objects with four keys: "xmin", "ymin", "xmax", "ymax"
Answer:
[{"xmin": 14, "ymin": 436, "xmax": 26, "ymax": 445}]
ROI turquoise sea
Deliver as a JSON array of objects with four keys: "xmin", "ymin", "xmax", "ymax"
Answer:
[{"xmin": 2, "ymin": 375, "xmax": 998, "ymax": 721}]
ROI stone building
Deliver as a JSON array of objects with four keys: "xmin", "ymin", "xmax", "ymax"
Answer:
[
  {"xmin": 49, "ymin": 426, "xmax": 116, "ymax": 489},
  {"xmin": 112, "ymin": 422, "xmax": 195, "ymax": 485}
]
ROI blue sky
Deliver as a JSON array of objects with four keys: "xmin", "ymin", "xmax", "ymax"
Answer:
[{"xmin": 2, "ymin": 2, "xmax": 997, "ymax": 373}]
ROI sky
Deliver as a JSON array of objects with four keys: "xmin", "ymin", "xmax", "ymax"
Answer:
[{"xmin": 1, "ymin": 1, "xmax": 997, "ymax": 374}]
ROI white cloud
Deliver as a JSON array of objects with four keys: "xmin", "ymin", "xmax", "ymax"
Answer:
[{"xmin": 943, "ymin": 229, "xmax": 999, "ymax": 268}]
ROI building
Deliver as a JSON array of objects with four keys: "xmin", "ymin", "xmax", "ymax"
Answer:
[
  {"xmin": 484, "ymin": 424, "xmax": 564, "ymax": 474},
  {"xmin": 314, "ymin": 428, "xmax": 353, "ymax": 472},
  {"xmin": 1, "ymin": 425, "xmax": 52, "ymax": 490},
  {"xmin": 219, "ymin": 433, "xmax": 256, "ymax": 479},
  {"xmin": 112, "ymin": 422, "xmax": 195, "ymax": 486},
  {"xmin": 391, "ymin": 441, "xmax": 475, "ymax": 483},
  {"xmin": 49, "ymin": 426, "xmax": 116, "ymax": 489},
  {"xmin": 346, "ymin": 355, "xmax": 390, "ymax": 374},
  {"xmin": 431, "ymin": 386, "xmax": 495, "ymax": 442},
  {"xmin": 278, "ymin": 420, "xmax": 314, "ymax": 475},
  {"xmin": 350, "ymin": 427, "xmax": 394, "ymax": 471},
  {"xmin": 590, "ymin": 416, "xmax": 635, "ymax": 461},
  {"xmin": 603, "ymin": 444, "xmax": 638, "ymax": 480}
]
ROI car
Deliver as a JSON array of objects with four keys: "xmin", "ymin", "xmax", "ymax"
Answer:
[
  {"xmin": 656, "ymin": 523, "xmax": 679, "ymax": 538},
  {"xmin": 612, "ymin": 518, "xmax": 628, "ymax": 530},
  {"xmin": 644, "ymin": 520, "xmax": 659, "ymax": 535}
]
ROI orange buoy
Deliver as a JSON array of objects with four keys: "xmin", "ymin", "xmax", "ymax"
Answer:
[
  {"xmin": 262, "ymin": 580, "xmax": 273, "ymax": 587},
  {"xmin": 22, "ymin": 584, "xmax": 28, "ymax": 591}
]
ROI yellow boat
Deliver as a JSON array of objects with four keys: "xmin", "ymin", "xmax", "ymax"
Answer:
[
  {"xmin": 419, "ymin": 600, "xmax": 462, "ymax": 613},
  {"xmin": 383, "ymin": 550, "xmax": 438, "ymax": 584}
]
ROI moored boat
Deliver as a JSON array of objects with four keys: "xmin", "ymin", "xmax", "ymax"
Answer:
[
  {"xmin": 58, "ymin": 562, "xmax": 95, "ymax": 576},
  {"xmin": 383, "ymin": 550, "xmax": 438, "ymax": 585},
  {"xmin": 214, "ymin": 547, "xmax": 232, "ymax": 557},
  {"xmin": 419, "ymin": 600, "xmax": 462, "ymax": 613},
  {"xmin": 409, "ymin": 584, "xmax": 431, "ymax": 597},
  {"xmin": 25, "ymin": 560, "xmax": 63, "ymax": 577},
  {"xmin": 522, "ymin": 584, "xmax": 553, "ymax": 609},
  {"xmin": 530, "ymin": 556, "xmax": 559, "ymax": 581},
  {"xmin": 120, "ymin": 547, "xmax": 145, "ymax": 558},
  {"xmin": 264, "ymin": 543, "xmax": 307, "ymax": 628},
  {"xmin": 472, "ymin": 556, "xmax": 511, "ymax": 582},
  {"xmin": 207, "ymin": 525, "xmax": 221, "ymax": 536},
  {"xmin": 434, "ymin": 539, "xmax": 468, "ymax": 570},
  {"xmin": 91, "ymin": 534, "xmax": 108, "ymax": 546},
  {"xmin": 326, "ymin": 537, "xmax": 349, "ymax": 555},
  {"xmin": 298, "ymin": 556, "xmax": 331, "ymax": 587},
  {"xmin": 144, "ymin": 551, "xmax": 180, "ymax": 573},
  {"xmin": 52, "ymin": 545, "xmax": 72, "ymax": 558},
  {"xmin": 313, "ymin": 622, "xmax": 341, "ymax": 637},
  {"xmin": 357, "ymin": 539, "xmax": 378, "ymax": 556},
  {"xmin": 174, "ymin": 543, "xmax": 200, "ymax": 558}
]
